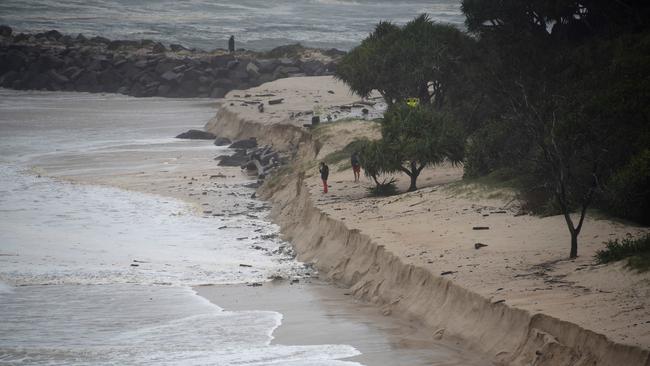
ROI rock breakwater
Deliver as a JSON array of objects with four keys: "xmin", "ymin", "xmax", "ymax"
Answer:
[{"xmin": 0, "ymin": 26, "xmax": 341, "ymax": 98}]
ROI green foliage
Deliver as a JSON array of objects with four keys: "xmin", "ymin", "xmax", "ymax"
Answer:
[
  {"xmin": 595, "ymin": 234, "xmax": 650, "ymax": 272},
  {"xmin": 381, "ymin": 104, "xmax": 464, "ymax": 168},
  {"xmin": 367, "ymin": 179, "xmax": 398, "ymax": 197},
  {"xmin": 359, "ymin": 139, "xmax": 398, "ymax": 180},
  {"xmin": 335, "ymin": 15, "xmax": 474, "ymax": 107},
  {"xmin": 603, "ymin": 150, "xmax": 650, "ymax": 225},
  {"xmin": 463, "ymin": 118, "xmax": 531, "ymax": 179},
  {"xmin": 462, "ymin": 0, "xmax": 650, "ymax": 41},
  {"xmin": 458, "ymin": 0, "xmax": 650, "ymax": 258},
  {"xmin": 359, "ymin": 104, "xmax": 466, "ymax": 192},
  {"xmin": 322, "ymin": 138, "xmax": 370, "ymax": 165}
]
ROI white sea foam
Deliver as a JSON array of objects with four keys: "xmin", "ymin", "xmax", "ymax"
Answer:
[
  {"xmin": 0, "ymin": 89, "xmax": 361, "ymax": 365},
  {"xmin": 0, "ymin": 285, "xmax": 362, "ymax": 365}
]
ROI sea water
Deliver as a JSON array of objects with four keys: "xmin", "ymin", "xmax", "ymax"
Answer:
[
  {"xmin": 0, "ymin": 89, "xmax": 361, "ymax": 365},
  {"xmin": 0, "ymin": 0, "xmax": 463, "ymax": 51}
]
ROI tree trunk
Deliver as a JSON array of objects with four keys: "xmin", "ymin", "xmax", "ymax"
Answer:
[
  {"xmin": 407, "ymin": 161, "xmax": 420, "ymax": 192},
  {"xmin": 408, "ymin": 174, "xmax": 418, "ymax": 192},
  {"xmin": 400, "ymin": 162, "xmax": 423, "ymax": 192},
  {"xmin": 570, "ymin": 231, "xmax": 578, "ymax": 259}
]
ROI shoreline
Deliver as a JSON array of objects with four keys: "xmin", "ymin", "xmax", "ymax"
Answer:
[
  {"xmin": 8, "ymin": 89, "xmax": 478, "ymax": 364},
  {"xmin": 196, "ymin": 280, "xmax": 489, "ymax": 366},
  {"xmin": 205, "ymin": 76, "xmax": 650, "ymax": 365}
]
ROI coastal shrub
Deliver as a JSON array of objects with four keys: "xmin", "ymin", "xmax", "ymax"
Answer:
[
  {"xmin": 380, "ymin": 104, "xmax": 465, "ymax": 191},
  {"xmin": 335, "ymin": 15, "xmax": 474, "ymax": 108},
  {"xmin": 367, "ymin": 178, "xmax": 397, "ymax": 197},
  {"xmin": 322, "ymin": 138, "xmax": 370, "ymax": 165},
  {"xmin": 602, "ymin": 149, "xmax": 650, "ymax": 225},
  {"xmin": 595, "ymin": 234, "xmax": 650, "ymax": 272}
]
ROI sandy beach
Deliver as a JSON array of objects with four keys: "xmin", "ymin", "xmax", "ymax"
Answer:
[
  {"xmin": 198, "ymin": 280, "xmax": 489, "ymax": 366},
  {"xmin": 8, "ymin": 76, "xmax": 647, "ymax": 365},
  {"xmin": 205, "ymin": 76, "xmax": 650, "ymax": 365},
  {"xmin": 22, "ymin": 90, "xmax": 489, "ymax": 365}
]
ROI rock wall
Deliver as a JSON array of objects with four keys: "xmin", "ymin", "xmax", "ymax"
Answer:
[
  {"xmin": 0, "ymin": 26, "xmax": 339, "ymax": 98},
  {"xmin": 207, "ymin": 111, "xmax": 650, "ymax": 366}
]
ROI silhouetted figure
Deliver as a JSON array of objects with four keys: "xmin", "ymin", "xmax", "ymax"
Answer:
[
  {"xmin": 351, "ymin": 152, "xmax": 361, "ymax": 182},
  {"xmin": 319, "ymin": 162, "xmax": 329, "ymax": 193},
  {"xmin": 228, "ymin": 35, "xmax": 235, "ymax": 53}
]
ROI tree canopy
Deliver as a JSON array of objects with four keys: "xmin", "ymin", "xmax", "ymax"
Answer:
[
  {"xmin": 335, "ymin": 15, "xmax": 473, "ymax": 108},
  {"xmin": 336, "ymin": 5, "xmax": 649, "ymax": 258}
]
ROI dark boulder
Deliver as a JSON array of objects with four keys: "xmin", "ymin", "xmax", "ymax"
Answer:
[
  {"xmin": 258, "ymin": 73, "xmax": 275, "ymax": 84},
  {"xmin": 214, "ymin": 137, "xmax": 232, "ymax": 146},
  {"xmin": 13, "ymin": 33, "xmax": 29, "ymax": 42},
  {"xmin": 48, "ymin": 69, "xmax": 69, "ymax": 84},
  {"xmin": 0, "ymin": 70, "xmax": 19, "ymax": 87},
  {"xmin": 175, "ymin": 129, "xmax": 216, "ymax": 139},
  {"xmin": 157, "ymin": 84, "xmax": 173, "ymax": 97},
  {"xmin": 35, "ymin": 54, "xmax": 64, "ymax": 72},
  {"xmin": 161, "ymin": 70, "xmax": 181, "ymax": 82},
  {"xmin": 44, "ymin": 30, "xmax": 63, "ymax": 41},
  {"xmin": 0, "ymin": 25, "xmax": 12, "ymax": 37},
  {"xmin": 324, "ymin": 48, "xmax": 347, "ymax": 57},
  {"xmin": 255, "ymin": 59, "xmax": 279, "ymax": 73},
  {"xmin": 229, "ymin": 138, "xmax": 257, "ymax": 149},
  {"xmin": 210, "ymin": 87, "xmax": 227, "ymax": 98},
  {"xmin": 97, "ymin": 68, "xmax": 123, "ymax": 92},
  {"xmin": 107, "ymin": 40, "xmax": 140, "ymax": 50},
  {"xmin": 229, "ymin": 70, "xmax": 249, "ymax": 81},
  {"xmin": 211, "ymin": 55, "xmax": 234, "ymax": 68},
  {"xmin": 155, "ymin": 60, "xmax": 178, "ymax": 75},
  {"xmin": 301, "ymin": 60, "xmax": 324, "ymax": 76},
  {"xmin": 178, "ymin": 79, "xmax": 201, "ymax": 96},
  {"xmin": 170, "ymin": 44, "xmax": 188, "ymax": 52},
  {"xmin": 74, "ymin": 70, "xmax": 101, "ymax": 92},
  {"xmin": 3, "ymin": 49, "xmax": 28, "ymax": 71},
  {"xmin": 217, "ymin": 149, "xmax": 249, "ymax": 167},
  {"xmin": 152, "ymin": 42, "xmax": 166, "ymax": 54},
  {"xmin": 213, "ymin": 68, "xmax": 230, "ymax": 78},
  {"xmin": 89, "ymin": 36, "xmax": 111, "ymax": 45}
]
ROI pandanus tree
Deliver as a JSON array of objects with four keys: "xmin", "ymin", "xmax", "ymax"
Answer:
[
  {"xmin": 335, "ymin": 14, "xmax": 473, "ymax": 108},
  {"xmin": 380, "ymin": 104, "xmax": 465, "ymax": 192}
]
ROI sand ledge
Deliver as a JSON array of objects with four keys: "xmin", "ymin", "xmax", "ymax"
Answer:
[{"xmin": 205, "ymin": 77, "xmax": 650, "ymax": 366}]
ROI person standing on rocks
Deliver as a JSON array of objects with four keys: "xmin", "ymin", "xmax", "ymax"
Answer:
[
  {"xmin": 228, "ymin": 35, "xmax": 235, "ymax": 53},
  {"xmin": 351, "ymin": 151, "xmax": 361, "ymax": 183},
  {"xmin": 319, "ymin": 162, "xmax": 329, "ymax": 194}
]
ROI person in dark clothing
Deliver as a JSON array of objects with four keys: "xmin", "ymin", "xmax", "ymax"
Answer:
[
  {"xmin": 351, "ymin": 151, "xmax": 361, "ymax": 182},
  {"xmin": 319, "ymin": 162, "xmax": 329, "ymax": 193},
  {"xmin": 228, "ymin": 35, "xmax": 235, "ymax": 53}
]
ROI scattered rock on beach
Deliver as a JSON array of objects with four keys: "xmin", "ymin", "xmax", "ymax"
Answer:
[
  {"xmin": 175, "ymin": 129, "xmax": 216, "ymax": 139},
  {"xmin": 229, "ymin": 138, "xmax": 258, "ymax": 149},
  {"xmin": 214, "ymin": 137, "xmax": 232, "ymax": 146},
  {"xmin": 217, "ymin": 150, "xmax": 249, "ymax": 166},
  {"xmin": 474, "ymin": 243, "xmax": 488, "ymax": 249}
]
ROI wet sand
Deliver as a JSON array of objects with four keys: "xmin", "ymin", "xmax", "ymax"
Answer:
[
  {"xmin": 197, "ymin": 280, "xmax": 491, "ymax": 366},
  {"xmin": 19, "ymin": 91, "xmax": 488, "ymax": 365}
]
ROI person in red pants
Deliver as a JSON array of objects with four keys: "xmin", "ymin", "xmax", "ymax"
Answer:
[
  {"xmin": 319, "ymin": 162, "xmax": 329, "ymax": 193},
  {"xmin": 351, "ymin": 151, "xmax": 361, "ymax": 182}
]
